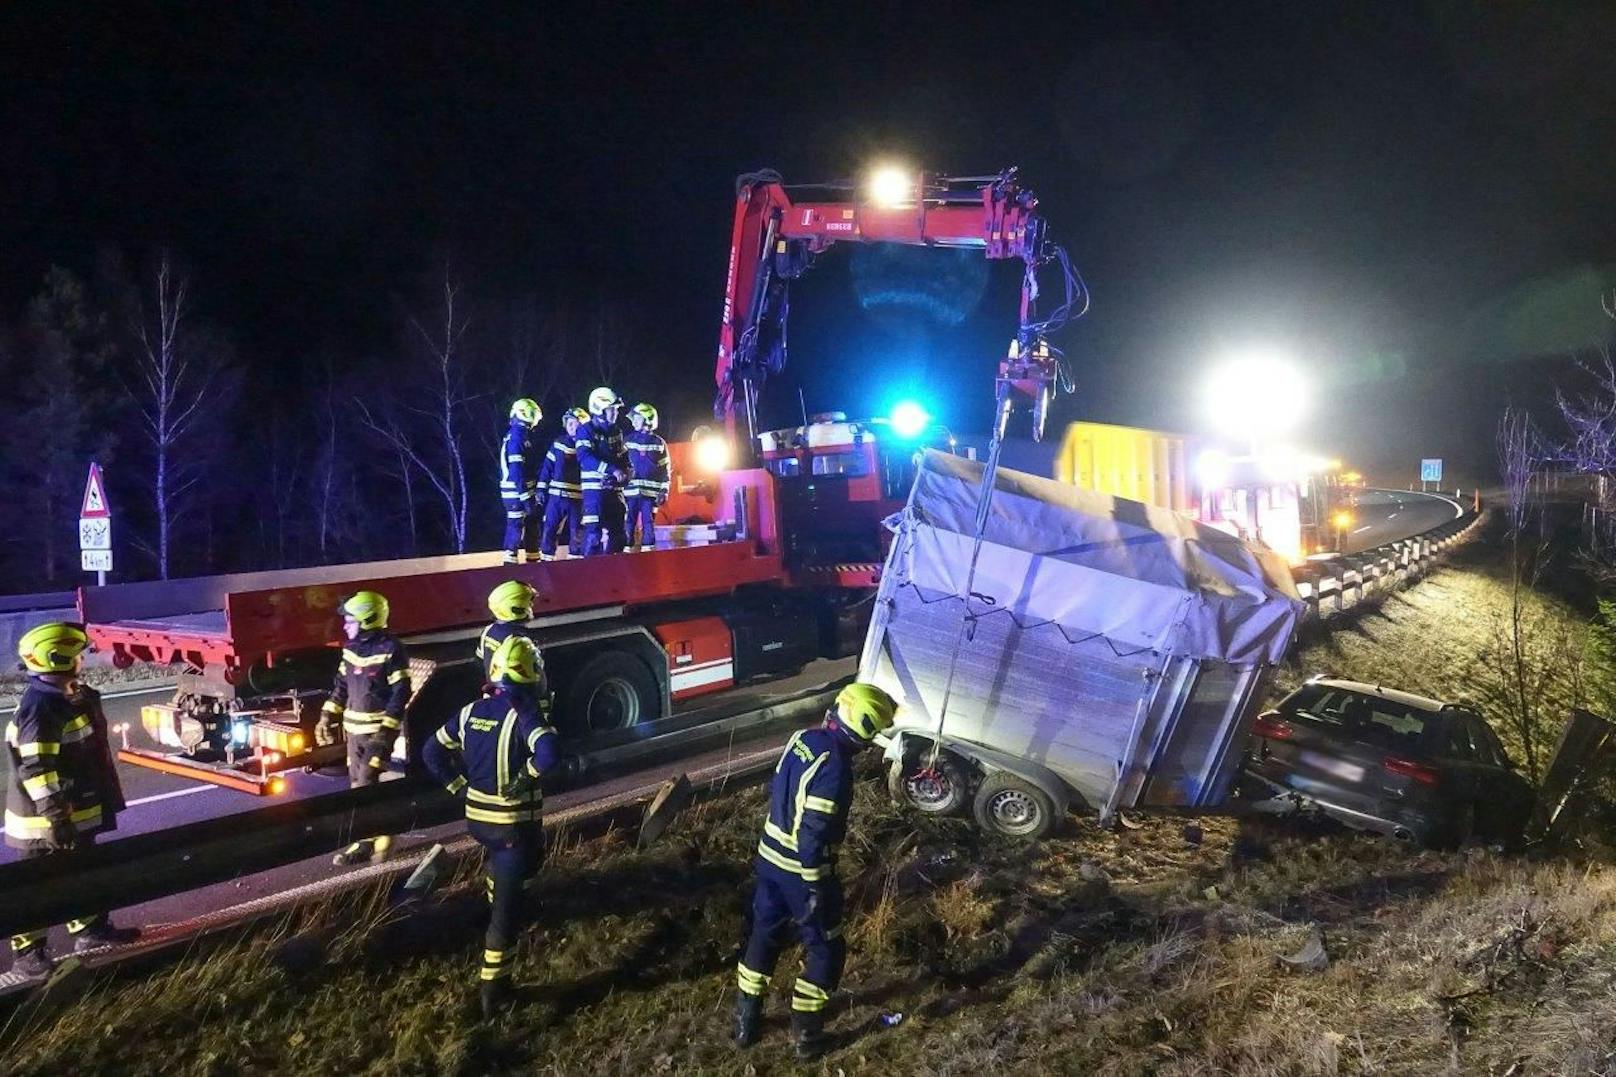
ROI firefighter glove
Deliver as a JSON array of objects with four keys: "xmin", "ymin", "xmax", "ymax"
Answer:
[
  {"xmin": 45, "ymin": 814, "xmax": 76, "ymax": 852},
  {"xmin": 501, "ymin": 769, "xmax": 540, "ymax": 801},
  {"xmin": 314, "ymin": 714, "xmax": 337, "ymax": 748}
]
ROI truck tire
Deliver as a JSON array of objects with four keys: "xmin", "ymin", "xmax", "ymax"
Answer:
[
  {"xmin": 887, "ymin": 754, "xmax": 970, "ymax": 815},
  {"xmin": 972, "ymin": 771, "xmax": 1058, "ymax": 841},
  {"xmin": 559, "ymin": 650, "xmax": 659, "ymax": 735}
]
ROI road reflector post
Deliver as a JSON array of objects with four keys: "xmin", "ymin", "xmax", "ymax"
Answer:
[{"xmin": 638, "ymin": 774, "xmax": 693, "ymax": 849}]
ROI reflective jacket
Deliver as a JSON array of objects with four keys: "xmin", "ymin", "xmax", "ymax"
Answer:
[
  {"xmin": 539, "ymin": 431, "xmax": 583, "ymax": 501},
  {"xmin": 321, "ymin": 630, "xmax": 411, "ymax": 742},
  {"xmin": 754, "ymin": 724, "xmax": 856, "ymax": 883},
  {"xmin": 576, "ymin": 418, "xmax": 628, "ymax": 493},
  {"xmin": 624, "ymin": 431, "xmax": 670, "ymax": 500},
  {"xmin": 473, "ymin": 621, "xmax": 552, "ymax": 721},
  {"xmin": 5, "ymin": 678, "xmax": 109, "ymax": 850},
  {"xmin": 422, "ymin": 687, "xmax": 560, "ymax": 826},
  {"xmin": 500, "ymin": 421, "xmax": 540, "ymax": 498}
]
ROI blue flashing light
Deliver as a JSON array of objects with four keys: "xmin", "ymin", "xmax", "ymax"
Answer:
[
  {"xmin": 889, "ymin": 400, "xmax": 931, "ymax": 440},
  {"xmin": 231, "ymin": 720, "xmax": 251, "ymax": 747}
]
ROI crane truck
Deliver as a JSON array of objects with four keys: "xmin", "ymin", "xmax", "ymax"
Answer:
[{"xmin": 81, "ymin": 167, "xmax": 1077, "ymax": 794}]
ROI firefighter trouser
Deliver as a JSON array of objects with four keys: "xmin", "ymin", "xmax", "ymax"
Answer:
[
  {"xmin": 624, "ymin": 496, "xmax": 657, "ymax": 551},
  {"xmin": 581, "ymin": 489, "xmax": 626, "ymax": 557},
  {"xmin": 736, "ymin": 861, "xmax": 845, "ymax": 1014},
  {"xmin": 470, "ymin": 820, "xmax": 544, "ymax": 984},
  {"xmin": 540, "ymin": 494, "xmax": 582, "ymax": 558},
  {"xmin": 502, "ymin": 493, "xmax": 541, "ymax": 556},
  {"xmin": 347, "ymin": 732, "xmax": 389, "ymax": 788},
  {"xmin": 10, "ymin": 840, "xmax": 111, "ymax": 957}
]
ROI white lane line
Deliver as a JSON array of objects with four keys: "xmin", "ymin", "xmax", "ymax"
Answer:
[
  {"xmin": 126, "ymin": 785, "xmax": 218, "ymax": 807},
  {"xmin": 1352, "ymin": 525, "xmax": 1374, "ymax": 534},
  {"xmin": 1388, "ymin": 512, "xmax": 1399, "ymax": 519}
]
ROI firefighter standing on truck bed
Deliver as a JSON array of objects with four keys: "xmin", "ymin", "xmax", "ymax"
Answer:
[
  {"xmin": 501, "ymin": 398, "xmax": 545, "ymax": 564},
  {"xmin": 477, "ymin": 581, "xmax": 551, "ymax": 722},
  {"xmin": 576, "ymin": 386, "xmax": 630, "ymax": 557},
  {"xmin": 7, "ymin": 623, "xmax": 139, "ymax": 980},
  {"xmin": 318, "ymin": 590, "xmax": 411, "ymax": 866},
  {"xmin": 421, "ymin": 635, "xmax": 560, "ymax": 1016},
  {"xmin": 624, "ymin": 402, "xmax": 669, "ymax": 553},
  {"xmin": 734, "ymin": 682, "xmax": 897, "ymax": 1060},
  {"xmin": 537, "ymin": 407, "xmax": 588, "ymax": 560}
]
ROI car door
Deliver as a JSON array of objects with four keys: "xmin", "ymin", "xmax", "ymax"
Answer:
[
  {"xmin": 1427, "ymin": 713, "xmax": 1484, "ymax": 828},
  {"xmin": 1463, "ymin": 714, "xmax": 1535, "ymax": 841}
]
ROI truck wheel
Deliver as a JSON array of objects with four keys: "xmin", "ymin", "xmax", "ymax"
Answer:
[
  {"xmin": 972, "ymin": 771, "xmax": 1057, "ymax": 841},
  {"xmin": 888, "ymin": 754, "xmax": 969, "ymax": 815},
  {"xmin": 560, "ymin": 650, "xmax": 659, "ymax": 735}
]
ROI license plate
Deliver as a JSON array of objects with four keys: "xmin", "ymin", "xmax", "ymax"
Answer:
[{"xmin": 1299, "ymin": 750, "xmax": 1365, "ymax": 782}]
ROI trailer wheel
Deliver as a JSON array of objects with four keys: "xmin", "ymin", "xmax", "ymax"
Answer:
[
  {"xmin": 888, "ymin": 754, "xmax": 969, "ymax": 815},
  {"xmin": 972, "ymin": 772, "xmax": 1057, "ymax": 841},
  {"xmin": 560, "ymin": 650, "xmax": 658, "ymax": 735}
]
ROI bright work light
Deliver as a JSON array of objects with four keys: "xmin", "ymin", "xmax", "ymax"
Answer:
[{"xmin": 867, "ymin": 166, "xmax": 915, "ymax": 208}]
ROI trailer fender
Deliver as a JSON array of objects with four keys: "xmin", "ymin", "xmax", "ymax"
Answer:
[{"xmin": 881, "ymin": 731, "xmax": 1073, "ymax": 817}]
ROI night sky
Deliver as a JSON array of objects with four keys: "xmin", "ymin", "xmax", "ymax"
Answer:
[{"xmin": 4, "ymin": 1, "xmax": 1614, "ymax": 484}]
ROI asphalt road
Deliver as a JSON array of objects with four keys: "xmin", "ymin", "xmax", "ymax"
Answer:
[{"xmin": 1338, "ymin": 488, "xmax": 1465, "ymax": 555}]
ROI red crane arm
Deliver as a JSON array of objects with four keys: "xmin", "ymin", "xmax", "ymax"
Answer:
[{"xmin": 713, "ymin": 170, "xmax": 1056, "ymax": 444}]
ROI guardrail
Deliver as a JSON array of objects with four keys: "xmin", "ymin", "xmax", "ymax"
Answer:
[{"xmin": 1291, "ymin": 501, "xmax": 1484, "ymax": 622}]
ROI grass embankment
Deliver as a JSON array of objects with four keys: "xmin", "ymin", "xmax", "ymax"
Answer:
[{"xmin": 7, "ymin": 542, "xmax": 1616, "ymax": 1075}]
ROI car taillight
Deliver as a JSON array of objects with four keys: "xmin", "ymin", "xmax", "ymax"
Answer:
[
  {"xmin": 1251, "ymin": 714, "xmax": 1294, "ymax": 740},
  {"xmin": 1382, "ymin": 756, "xmax": 1441, "ymax": 786}
]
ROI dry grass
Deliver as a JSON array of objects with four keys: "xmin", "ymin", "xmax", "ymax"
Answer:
[{"xmin": 8, "ymin": 542, "xmax": 1616, "ymax": 1075}]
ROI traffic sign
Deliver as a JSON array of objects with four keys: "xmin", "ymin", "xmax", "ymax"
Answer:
[
  {"xmin": 1420, "ymin": 458, "xmax": 1443, "ymax": 483},
  {"xmin": 79, "ymin": 517, "xmax": 112, "ymax": 550},
  {"xmin": 81, "ymin": 549, "xmax": 112, "ymax": 573},
  {"xmin": 81, "ymin": 462, "xmax": 110, "ymax": 518}
]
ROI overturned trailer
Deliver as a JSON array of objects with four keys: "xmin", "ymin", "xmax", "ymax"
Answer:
[{"xmin": 861, "ymin": 451, "xmax": 1303, "ymax": 839}]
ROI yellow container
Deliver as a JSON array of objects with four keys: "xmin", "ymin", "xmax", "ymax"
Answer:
[{"xmin": 1054, "ymin": 422, "xmax": 1195, "ymax": 513}]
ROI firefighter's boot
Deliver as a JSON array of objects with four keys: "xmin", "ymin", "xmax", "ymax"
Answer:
[
  {"xmin": 734, "ymin": 991, "xmax": 763, "ymax": 1048},
  {"xmin": 72, "ymin": 920, "xmax": 140, "ymax": 953},
  {"xmin": 792, "ymin": 1010, "xmax": 826, "ymax": 1060},
  {"xmin": 480, "ymin": 977, "xmax": 514, "ymax": 1019}
]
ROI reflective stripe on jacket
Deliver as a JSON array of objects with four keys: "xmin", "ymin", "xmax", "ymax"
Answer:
[{"xmin": 754, "ymin": 727, "xmax": 854, "ymax": 882}]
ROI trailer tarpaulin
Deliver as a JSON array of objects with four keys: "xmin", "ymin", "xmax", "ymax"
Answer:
[{"xmin": 894, "ymin": 451, "xmax": 1301, "ymax": 666}]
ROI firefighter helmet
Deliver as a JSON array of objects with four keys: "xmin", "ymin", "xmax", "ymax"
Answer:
[
  {"xmin": 510, "ymin": 398, "xmax": 542, "ymax": 428},
  {"xmin": 587, "ymin": 386, "xmax": 622, "ymax": 417},
  {"xmin": 18, "ymin": 622, "xmax": 89, "ymax": 674},
  {"xmin": 488, "ymin": 580, "xmax": 537, "ymax": 623},
  {"xmin": 833, "ymin": 682, "xmax": 897, "ymax": 742},
  {"xmin": 489, "ymin": 635, "xmax": 543, "ymax": 685},
  {"xmin": 341, "ymin": 591, "xmax": 390, "ymax": 631},
  {"xmin": 631, "ymin": 402, "xmax": 659, "ymax": 430}
]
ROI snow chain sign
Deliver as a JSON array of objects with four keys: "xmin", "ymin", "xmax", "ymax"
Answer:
[
  {"xmin": 80, "ymin": 462, "xmax": 112, "ymax": 581},
  {"xmin": 1420, "ymin": 458, "xmax": 1443, "ymax": 484}
]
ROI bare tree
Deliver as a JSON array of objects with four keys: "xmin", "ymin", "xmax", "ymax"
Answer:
[
  {"xmin": 127, "ymin": 256, "xmax": 226, "ymax": 579},
  {"xmin": 357, "ymin": 274, "xmax": 475, "ymax": 553}
]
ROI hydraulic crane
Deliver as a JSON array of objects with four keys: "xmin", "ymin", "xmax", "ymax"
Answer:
[{"xmin": 712, "ymin": 167, "xmax": 1083, "ymax": 455}]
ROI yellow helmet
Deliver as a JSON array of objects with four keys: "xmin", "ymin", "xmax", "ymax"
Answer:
[
  {"xmin": 631, "ymin": 402, "xmax": 659, "ymax": 430},
  {"xmin": 834, "ymin": 682, "xmax": 897, "ymax": 742},
  {"xmin": 510, "ymin": 398, "xmax": 542, "ymax": 427},
  {"xmin": 587, "ymin": 386, "xmax": 622, "ymax": 417},
  {"xmin": 18, "ymin": 622, "xmax": 90, "ymax": 674},
  {"xmin": 341, "ymin": 590, "xmax": 390, "ymax": 631},
  {"xmin": 489, "ymin": 636, "xmax": 543, "ymax": 685},
  {"xmin": 488, "ymin": 580, "xmax": 537, "ymax": 623}
]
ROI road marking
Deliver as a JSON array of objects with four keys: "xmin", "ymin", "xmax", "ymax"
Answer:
[
  {"xmin": 0, "ymin": 684, "xmax": 171, "ymax": 716},
  {"xmin": 126, "ymin": 785, "xmax": 217, "ymax": 808},
  {"xmin": 1388, "ymin": 512, "xmax": 1399, "ymax": 519},
  {"xmin": 1352, "ymin": 525, "xmax": 1374, "ymax": 534}
]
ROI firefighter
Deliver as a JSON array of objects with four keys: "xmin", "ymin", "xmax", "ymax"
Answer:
[
  {"xmin": 6, "ymin": 623, "xmax": 138, "ymax": 979},
  {"xmin": 623, "ymin": 402, "xmax": 670, "ymax": 553},
  {"xmin": 537, "ymin": 407, "xmax": 588, "ymax": 560},
  {"xmin": 734, "ymin": 682, "xmax": 897, "ymax": 1059},
  {"xmin": 317, "ymin": 591, "xmax": 411, "ymax": 865},
  {"xmin": 421, "ymin": 635, "xmax": 560, "ymax": 1016},
  {"xmin": 476, "ymin": 581, "xmax": 550, "ymax": 721},
  {"xmin": 501, "ymin": 398, "xmax": 545, "ymax": 565},
  {"xmin": 576, "ymin": 386, "xmax": 629, "ymax": 556}
]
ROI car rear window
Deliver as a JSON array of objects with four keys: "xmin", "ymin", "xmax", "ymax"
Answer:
[{"xmin": 1279, "ymin": 685, "xmax": 1433, "ymax": 752}]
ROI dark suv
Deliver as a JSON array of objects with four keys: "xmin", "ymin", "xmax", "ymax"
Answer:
[{"xmin": 1242, "ymin": 678, "xmax": 1535, "ymax": 847}]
